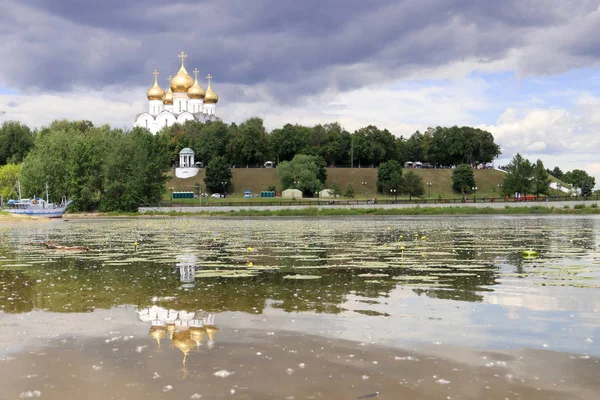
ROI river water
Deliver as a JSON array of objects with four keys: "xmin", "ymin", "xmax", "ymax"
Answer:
[{"xmin": 1, "ymin": 216, "xmax": 599, "ymax": 399}]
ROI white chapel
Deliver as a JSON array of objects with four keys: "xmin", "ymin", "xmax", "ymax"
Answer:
[{"xmin": 134, "ymin": 51, "xmax": 220, "ymax": 134}]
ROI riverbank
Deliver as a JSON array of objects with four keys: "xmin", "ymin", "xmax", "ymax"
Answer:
[
  {"xmin": 92, "ymin": 201, "xmax": 600, "ymax": 217},
  {"xmin": 0, "ymin": 211, "xmax": 44, "ymax": 221}
]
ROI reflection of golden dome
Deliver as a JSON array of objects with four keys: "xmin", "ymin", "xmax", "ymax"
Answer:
[
  {"xmin": 203, "ymin": 74, "xmax": 218, "ymax": 104},
  {"xmin": 189, "ymin": 327, "xmax": 207, "ymax": 346},
  {"xmin": 173, "ymin": 330, "xmax": 196, "ymax": 366},
  {"xmin": 147, "ymin": 70, "xmax": 166, "ymax": 100},
  {"xmin": 150, "ymin": 326, "xmax": 167, "ymax": 351},
  {"xmin": 187, "ymin": 68, "xmax": 205, "ymax": 99},
  {"xmin": 205, "ymin": 325, "xmax": 219, "ymax": 341},
  {"xmin": 171, "ymin": 52, "xmax": 194, "ymax": 92},
  {"xmin": 166, "ymin": 323, "xmax": 176, "ymax": 339}
]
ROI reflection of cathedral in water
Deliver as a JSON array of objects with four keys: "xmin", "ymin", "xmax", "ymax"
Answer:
[{"xmin": 136, "ymin": 254, "xmax": 218, "ymax": 368}]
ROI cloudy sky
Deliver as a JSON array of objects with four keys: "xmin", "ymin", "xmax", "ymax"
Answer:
[{"xmin": 1, "ymin": 0, "xmax": 599, "ymax": 182}]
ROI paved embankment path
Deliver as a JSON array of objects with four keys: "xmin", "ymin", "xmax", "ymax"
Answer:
[{"xmin": 139, "ymin": 200, "xmax": 598, "ymax": 213}]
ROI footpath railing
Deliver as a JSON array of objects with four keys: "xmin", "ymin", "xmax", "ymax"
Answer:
[{"xmin": 157, "ymin": 194, "xmax": 600, "ymax": 208}]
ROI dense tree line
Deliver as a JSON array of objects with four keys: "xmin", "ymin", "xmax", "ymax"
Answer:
[
  {"xmin": 157, "ymin": 120, "xmax": 501, "ymax": 169},
  {"xmin": 14, "ymin": 117, "xmax": 600, "ymax": 208},
  {"xmin": 5, "ymin": 120, "xmax": 170, "ymax": 212},
  {"xmin": 0, "ymin": 121, "xmax": 34, "ymax": 164},
  {"xmin": 501, "ymin": 154, "xmax": 551, "ymax": 197},
  {"xmin": 546, "ymin": 165, "xmax": 596, "ymax": 196}
]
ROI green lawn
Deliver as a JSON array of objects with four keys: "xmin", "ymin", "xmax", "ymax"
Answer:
[{"xmin": 166, "ymin": 168, "xmax": 512, "ymax": 200}]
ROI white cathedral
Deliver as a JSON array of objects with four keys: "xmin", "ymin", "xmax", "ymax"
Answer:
[{"xmin": 134, "ymin": 51, "xmax": 220, "ymax": 134}]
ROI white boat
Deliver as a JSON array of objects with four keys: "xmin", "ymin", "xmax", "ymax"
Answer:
[{"xmin": 2, "ymin": 182, "xmax": 72, "ymax": 218}]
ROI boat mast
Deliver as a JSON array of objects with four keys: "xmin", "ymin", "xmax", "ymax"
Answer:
[
  {"xmin": 18, "ymin": 180, "xmax": 22, "ymax": 201},
  {"xmin": 46, "ymin": 182, "xmax": 49, "ymax": 204}
]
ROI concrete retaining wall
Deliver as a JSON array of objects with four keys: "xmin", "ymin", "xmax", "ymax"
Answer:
[{"xmin": 139, "ymin": 200, "xmax": 598, "ymax": 214}]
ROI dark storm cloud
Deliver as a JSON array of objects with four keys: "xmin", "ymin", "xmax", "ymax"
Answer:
[{"xmin": 1, "ymin": 0, "xmax": 599, "ymax": 102}]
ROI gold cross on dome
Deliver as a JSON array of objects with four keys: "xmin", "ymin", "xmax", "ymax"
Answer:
[
  {"xmin": 193, "ymin": 68, "xmax": 199, "ymax": 80},
  {"xmin": 206, "ymin": 74, "xmax": 212, "ymax": 85},
  {"xmin": 152, "ymin": 70, "xmax": 159, "ymax": 83},
  {"xmin": 153, "ymin": 70, "xmax": 159, "ymax": 77},
  {"xmin": 178, "ymin": 51, "xmax": 187, "ymax": 65}
]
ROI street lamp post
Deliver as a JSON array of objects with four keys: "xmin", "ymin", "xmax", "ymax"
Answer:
[
  {"xmin": 221, "ymin": 181, "xmax": 227, "ymax": 198},
  {"xmin": 497, "ymin": 184, "xmax": 503, "ymax": 201},
  {"xmin": 472, "ymin": 186, "xmax": 478, "ymax": 202},
  {"xmin": 361, "ymin": 181, "xmax": 367, "ymax": 198},
  {"xmin": 169, "ymin": 187, "xmax": 174, "ymax": 206},
  {"xmin": 390, "ymin": 188, "xmax": 397, "ymax": 203},
  {"xmin": 427, "ymin": 182, "xmax": 432, "ymax": 198},
  {"xmin": 196, "ymin": 184, "xmax": 202, "ymax": 206}
]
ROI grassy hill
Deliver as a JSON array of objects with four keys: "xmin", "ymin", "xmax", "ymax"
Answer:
[{"xmin": 167, "ymin": 168, "xmax": 509, "ymax": 200}]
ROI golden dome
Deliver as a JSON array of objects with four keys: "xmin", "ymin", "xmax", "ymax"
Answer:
[
  {"xmin": 163, "ymin": 76, "xmax": 174, "ymax": 105},
  {"xmin": 205, "ymin": 325, "xmax": 219, "ymax": 341},
  {"xmin": 171, "ymin": 52, "xmax": 195, "ymax": 93},
  {"xmin": 147, "ymin": 70, "xmax": 165, "ymax": 100},
  {"xmin": 187, "ymin": 68, "xmax": 205, "ymax": 99},
  {"xmin": 203, "ymin": 74, "xmax": 219, "ymax": 104}
]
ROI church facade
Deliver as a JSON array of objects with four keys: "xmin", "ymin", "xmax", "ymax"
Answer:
[{"xmin": 134, "ymin": 51, "xmax": 220, "ymax": 134}]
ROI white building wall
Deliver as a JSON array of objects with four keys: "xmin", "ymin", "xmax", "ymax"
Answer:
[
  {"xmin": 173, "ymin": 92, "xmax": 190, "ymax": 114},
  {"xmin": 177, "ymin": 112, "xmax": 195, "ymax": 124},
  {"xmin": 149, "ymin": 100, "xmax": 164, "ymax": 116},
  {"xmin": 156, "ymin": 112, "xmax": 177, "ymax": 130},
  {"xmin": 203, "ymin": 103, "xmax": 216, "ymax": 115},
  {"xmin": 189, "ymin": 99, "xmax": 203, "ymax": 113}
]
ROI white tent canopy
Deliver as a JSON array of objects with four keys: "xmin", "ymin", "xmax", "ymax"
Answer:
[
  {"xmin": 281, "ymin": 189, "xmax": 302, "ymax": 198},
  {"xmin": 319, "ymin": 189, "xmax": 335, "ymax": 198}
]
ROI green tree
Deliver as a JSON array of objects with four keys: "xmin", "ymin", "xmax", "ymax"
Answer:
[
  {"xmin": 278, "ymin": 154, "xmax": 326, "ymax": 197},
  {"xmin": 550, "ymin": 166, "xmax": 564, "ymax": 179},
  {"xmin": 268, "ymin": 124, "xmax": 312, "ymax": 163},
  {"xmin": 501, "ymin": 153, "xmax": 534, "ymax": 196},
  {"xmin": 0, "ymin": 121, "xmax": 35, "ymax": 165},
  {"xmin": 204, "ymin": 155, "xmax": 233, "ymax": 194},
  {"xmin": 100, "ymin": 128, "xmax": 171, "ymax": 211},
  {"xmin": 402, "ymin": 170, "xmax": 425, "ymax": 200},
  {"xmin": 344, "ymin": 183, "xmax": 356, "ymax": 198},
  {"xmin": 351, "ymin": 125, "xmax": 397, "ymax": 167},
  {"xmin": 531, "ymin": 160, "xmax": 551, "ymax": 196},
  {"xmin": 196, "ymin": 121, "xmax": 230, "ymax": 165},
  {"xmin": 0, "ymin": 163, "xmax": 21, "ymax": 199},
  {"xmin": 377, "ymin": 160, "xmax": 403, "ymax": 193},
  {"xmin": 315, "ymin": 123, "xmax": 350, "ymax": 166},
  {"xmin": 329, "ymin": 182, "xmax": 342, "ymax": 198},
  {"xmin": 21, "ymin": 123, "xmax": 83, "ymax": 204},
  {"xmin": 229, "ymin": 117, "xmax": 267, "ymax": 167},
  {"xmin": 452, "ymin": 164, "xmax": 476, "ymax": 194},
  {"xmin": 563, "ymin": 169, "xmax": 596, "ymax": 196}
]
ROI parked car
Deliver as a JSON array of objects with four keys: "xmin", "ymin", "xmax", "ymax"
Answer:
[
  {"xmin": 244, "ymin": 190, "xmax": 252, "ymax": 198},
  {"xmin": 210, "ymin": 193, "xmax": 224, "ymax": 198}
]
